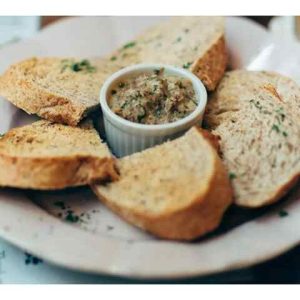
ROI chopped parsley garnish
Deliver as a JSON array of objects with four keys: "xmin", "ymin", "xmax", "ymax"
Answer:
[
  {"xmin": 65, "ymin": 211, "xmax": 80, "ymax": 223},
  {"xmin": 123, "ymin": 41, "xmax": 136, "ymax": 49},
  {"xmin": 25, "ymin": 252, "xmax": 43, "ymax": 265},
  {"xmin": 110, "ymin": 56, "xmax": 117, "ymax": 61},
  {"xmin": 183, "ymin": 62, "xmax": 192, "ymax": 69},
  {"xmin": 61, "ymin": 59, "xmax": 96, "ymax": 73},
  {"xmin": 278, "ymin": 210, "xmax": 288, "ymax": 218},
  {"xmin": 176, "ymin": 37, "xmax": 182, "ymax": 42},
  {"xmin": 229, "ymin": 172, "xmax": 237, "ymax": 180},
  {"xmin": 282, "ymin": 131, "xmax": 288, "ymax": 137}
]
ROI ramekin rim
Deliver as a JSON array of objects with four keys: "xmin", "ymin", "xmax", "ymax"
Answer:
[{"xmin": 99, "ymin": 63, "xmax": 207, "ymax": 132}]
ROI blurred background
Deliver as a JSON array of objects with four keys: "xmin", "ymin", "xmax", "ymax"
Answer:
[{"xmin": 0, "ymin": 16, "xmax": 299, "ymax": 47}]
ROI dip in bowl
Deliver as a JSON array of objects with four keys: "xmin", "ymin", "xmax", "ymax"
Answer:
[{"xmin": 100, "ymin": 64, "xmax": 207, "ymax": 157}]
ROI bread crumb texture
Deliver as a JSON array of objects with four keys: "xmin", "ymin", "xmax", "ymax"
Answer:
[
  {"xmin": 204, "ymin": 70, "xmax": 300, "ymax": 207},
  {"xmin": 93, "ymin": 127, "xmax": 233, "ymax": 240}
]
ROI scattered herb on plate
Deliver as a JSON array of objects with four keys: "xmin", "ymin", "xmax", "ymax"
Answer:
[
  {"xmin": 64, "ymin": 210, "xmax": 82, "ymax": 223},
  {"xmin": 278, "ymin": 210, "xmax": 289, "ymax": 218},
  {"xmin": 54, "ymin": 200, "xmax": 66, "ymax": 210},
  {"xmin": 24, "ymin": 252, "xmax": 43, "ymax": 265}
]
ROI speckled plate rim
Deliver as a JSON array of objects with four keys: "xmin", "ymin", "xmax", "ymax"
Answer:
[
  {"xmin": 0, "ymin": 188, "xmax": 299, "ymax": 279},
  {"xmin": 0, "ymin": 16, "xmax": 299, "ymax": 280}
]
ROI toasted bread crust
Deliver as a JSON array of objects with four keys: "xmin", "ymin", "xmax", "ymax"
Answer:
[
  {"xmin": 92, "ymin": 127, "xmax": 233, "ymax": 240},
  {"xmin": 0, "ymin": 154, "xmax": 118, "ymax": 190},
  {"xmin": 192, "ymin": 36, "xmax": 227, "ymax": 91},
  {"xmin": 0, "ymin": 120, "xmax": 119, "ymax": 189},
  {"xmin": 92, "ymin": 156, "xmax": 232, "ymax": 240},
  {"xmin": 236, "ymin": 174, "xmax": 300, "ymax": 208}
]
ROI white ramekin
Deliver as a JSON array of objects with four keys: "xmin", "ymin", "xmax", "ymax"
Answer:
[{"xmin": 99, "ymin": 64, "xmax": 207, "ymax": 157}]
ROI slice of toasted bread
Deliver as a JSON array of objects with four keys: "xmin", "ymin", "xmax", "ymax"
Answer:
[
  {"xmin": 110, "ymin": 16, "xmax": 227, "ymax": 91},
  {"xmin": 0, "ymin": 58, "xmax": 121, "ymax": 126},
  {"xmin": 92, "ymin": 127, "xmax": 233, "ymax": 241},
  {"xmin": 0, "ymin": 17, "xmax": 226, "ymax": 126},
  {"xmin": 204, "ymin": 70, "xmax": 300, "ymax": 208},
  {"xmin": 0, "ymin": 120, "xmax": 118, "ymax": 190}
]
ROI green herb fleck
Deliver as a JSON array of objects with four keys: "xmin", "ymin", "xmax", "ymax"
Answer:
[
  {"xmin": 282, "ymin": 131, "xmax": 288, "ymax": 137},
  {"xmin": 123, "ymin": 41, "xmax": 136, "ymax": 49},
  {"xmin": 0, "ymin": 133, "xmax": 4, "ymax": 138},
  {"xmin": 184, "ymin": 28, "xmax": 190, "ymax": 33},
  {"xmin": 65, "ymin": 211, "xmax": 80, "ymax": 223},
  {"xmin": 229, "ymin": 172, "xmax": 237, "ymax": 180},
  {"xmin": 110, "ymin": 56, "xmax": 117, "ymax": 61},
  {"xmin": 118, "ymin": 82, "xmax": 125, "ymax": 88},
  {"xmin": 271, "ymin": 124, "xmax": 280, "ymax": 133},
  {"xmin": 176, "ymin": 37, "xmax": 182, "ymax": 42},
  {"xmin": 61, "ymin": 59, "xmax": 96, "ymax": 73},
  {"xmin": 278, "ymin": 210, "xmax": 288, "ymax": 218},
  {"xmin": 183, "ymin": 62, "xmax": 192, "ymax": 69},
  {"xmin": 54, "ymin": 201, "xmax": 66, "ymax": 210}
]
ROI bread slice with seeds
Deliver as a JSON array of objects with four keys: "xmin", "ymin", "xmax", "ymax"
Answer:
[
  {"xmin": 0, "ymin": 17, "xmax": 226, "ymax": 125},
  {"xmin": 204, "ymin": 70, "xmax": 300, "ymax": 208},
  {"xmin": 92, "ymin": 127, "xmax": 233, "ymax": 240},
  {"xmin": 0, "ymin": 120, "xmax": 118, "ymax": 190}
]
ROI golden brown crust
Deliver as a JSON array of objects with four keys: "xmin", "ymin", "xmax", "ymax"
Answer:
[
  {"xmin": 192, "ymin": 36, "xmax": 228, "ymax": 91},
  {"xmin": 0, "ymin": 154, "xmax": 118, "ymax": 190},
  {"xmin": 92, "ymin": 129, "xmax": 233, "ymax": 241},
  {"xmin": 195, "ymin": 127, "xmax": 221, "ymax": 153},
  {"xmin": 93, "ymin": 157, "xmax": 232, "ymax": 240}
]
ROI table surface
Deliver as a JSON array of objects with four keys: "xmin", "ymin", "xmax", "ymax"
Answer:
[{"xmin": 0, "ymin": 16, "xmax": 299, "ymax": 284}]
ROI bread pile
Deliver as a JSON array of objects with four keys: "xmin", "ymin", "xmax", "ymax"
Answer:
[
  {"xmin": 0, "ymin": 17, "xmax": 298, "ymax": 240},
  {"xmin": 0, "ymin": 17, "xmax": 226, "ymax": 126}
]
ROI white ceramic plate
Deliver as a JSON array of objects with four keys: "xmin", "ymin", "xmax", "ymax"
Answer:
[{"xmin": 0, "ymin": 17, "xmax": 299, "ymax": 280}]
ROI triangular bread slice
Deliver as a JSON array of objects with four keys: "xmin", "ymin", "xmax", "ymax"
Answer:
[
  {"xmin": 92, "ymin": 127, "xmax": 233, "ymax": 240},
  {"xmin": 204, "ymin": 70, "xmax": 300, "ymax": 207},
  {"xmin": 0, "ymin": 17, "xmax": 226, "ymax": 126},
  {"xmin": 0, "ymin": 120, "xmax": 118, "ymax": 189}
]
